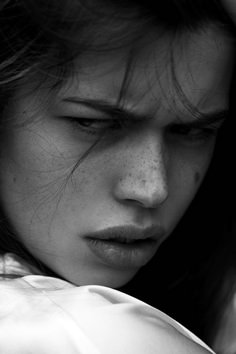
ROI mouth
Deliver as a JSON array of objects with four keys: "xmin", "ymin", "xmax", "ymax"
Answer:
[
  {"xmin": 96, "ymin": 236, "xmax": 155, "ymax": 244},
  {"xmin": 84, "ymin": 225, "xmax": 165, "ymax": 269}
]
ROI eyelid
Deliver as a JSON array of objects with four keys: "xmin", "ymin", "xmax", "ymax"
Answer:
[
  {"xmin": 59, "ymin": 115, "xmax": 125, "ymax": 135},
  {"xmin": 60, "ymin": 114, "xmax": 135, "ymax": 128},
  {"xmin": 60, "ymin": 115, "xmax": 115, "ymax": 125},
  {"xmin": 63, "ymin": 115, "xmax": 124, "ymax": 123},
  {"xmin": 171, "ymin": 118, "xmax": 225, "ymax": 131},
  {"xmin": 61, "ymin": 98, "xmax": 159, "ymax": 127}
]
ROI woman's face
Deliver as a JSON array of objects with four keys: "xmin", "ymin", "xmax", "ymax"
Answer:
[{"xmin": 0, "ymin": 26, "xmax": 234, "ymax": 287}]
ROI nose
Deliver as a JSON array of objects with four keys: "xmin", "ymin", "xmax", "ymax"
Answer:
[{"xmin": 114, "ymin": 133, "xmax": 169, "ymax": 209}]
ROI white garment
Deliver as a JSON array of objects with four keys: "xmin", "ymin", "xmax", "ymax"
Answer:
[
  {"xmin": 212, "ymin": 290, "xmax": 236, "ymax": 354},
  {"xmin": 0, "ymin": 253, "xmax": 215, "ymax": 354}
]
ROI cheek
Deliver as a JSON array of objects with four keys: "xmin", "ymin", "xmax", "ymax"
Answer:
[
  {"xmin": 174, "ymin": 168, "xmax": 202, "ymax": 206},
  {"xmin": 0, "ymin": 135, "xmax": 76, "ymax": 232},
  {"xmin": 194, "ymin": 171, "xmax": 201, "ymax": 184},
  {"xmin": 183, "ymin": 160, "xmax": 208, "ymax": 193},
  {"xmin": 169, "ymin": 147, "xmax": 214, "ymax": 212}
]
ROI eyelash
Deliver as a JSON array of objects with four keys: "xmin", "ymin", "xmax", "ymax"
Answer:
[
  {"xmin": 62, "ymin": 116, "xmax": 124, "ymax": 135},
  {"xmin": 62, "ymin": 116, "xmax": 220, "ymax": 142},
  {"xmin": 168, "ymin": 124, "xmax": 220, "ymax": 142}
]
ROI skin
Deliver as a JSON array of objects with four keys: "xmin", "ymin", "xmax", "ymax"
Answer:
[
  {"xmin": 0, "ymin": 25, "xmax": 234, "ymax": 288},
  {"xmin": 222, "ymin": 0, "xmax": 236, "ymax": 22}
]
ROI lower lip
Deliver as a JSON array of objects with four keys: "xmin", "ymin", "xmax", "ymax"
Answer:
[{"xmin": 85, "ymin": 237, "xmax": 160, "ymax": 269}]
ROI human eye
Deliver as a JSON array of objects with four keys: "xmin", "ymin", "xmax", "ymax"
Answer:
[
  {"xmin": 60, "ymin": 116, "xmax": 123, "ymax": 136},
  {"xmin": 167, "ymin": 122, "xmax": 221, "ymax": 145}
]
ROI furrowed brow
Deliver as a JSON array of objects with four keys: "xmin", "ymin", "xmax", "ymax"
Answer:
[
  {"xmin": 176, "ymin": 109, "xmax": 229, "ymax": 128},
  {"xmin": 62, "ymin": 97, "xmax": 150, "ymax": 121},
  {"xmin": 63, "ymin": 97, "xmax": 229, "ymax": 127}
]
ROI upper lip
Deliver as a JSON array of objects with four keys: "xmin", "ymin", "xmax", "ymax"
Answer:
[{"xmin": 84, "ymin": 224, "xmax": 166, "ymax": 243}]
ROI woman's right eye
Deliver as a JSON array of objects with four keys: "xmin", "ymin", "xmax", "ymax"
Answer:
[{"xmin": 60, "ymin": 116, "xmax": 124, "ymax": 136}]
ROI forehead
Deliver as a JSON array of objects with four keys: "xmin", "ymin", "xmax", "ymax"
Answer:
[{"xmin": 58, "ymin": 24, "xmax": 234, "ymax": 116}]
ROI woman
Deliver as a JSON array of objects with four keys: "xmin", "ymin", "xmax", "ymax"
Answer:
[{"xmin": 0, "ymin": 0, "xmax": 234, "ymax": 352}]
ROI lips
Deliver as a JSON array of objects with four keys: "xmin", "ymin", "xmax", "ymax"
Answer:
[
  {"xmin": 84, "ymin": 224, "xmax": 166, "ymax": 269},
  {"xmin": 85, "ymin": 224, "xmax": 165, "ymax": 242},
  {"xmin": 102, "ymin": 237, "xmax": 151, "ymax": 244}
]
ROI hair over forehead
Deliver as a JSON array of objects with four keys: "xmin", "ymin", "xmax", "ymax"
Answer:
[
  {"xmin": 0, "ymin": 1, "xmax": 233, "ymax": 140},
  {"xmin": 0, "ymin": 0, "xmax": 233, "ymax": 128},
  {"xmin": 0, "ymin": 0, "xmax": 233, "ymax": 54}
]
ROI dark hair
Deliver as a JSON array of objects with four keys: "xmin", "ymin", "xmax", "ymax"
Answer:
[
  {"xmin": 0, "ymin": 0, "xmax": 234, "ymax": 88},
  {"xmin": 0, "ymin": 0, "xmax": 235, "ymax": 344}
]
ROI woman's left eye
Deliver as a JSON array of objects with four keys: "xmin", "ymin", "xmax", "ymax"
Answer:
[{"xmin": 168, "ymin": 124, "xmax": 219, "ymax": 143}]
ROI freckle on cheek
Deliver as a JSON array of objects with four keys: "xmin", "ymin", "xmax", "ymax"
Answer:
[{"xmin": 194, "ymin": 172, "xmax": 201, "ymax": 184}]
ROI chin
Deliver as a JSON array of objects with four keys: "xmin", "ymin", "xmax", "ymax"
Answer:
[{"xmin": 69, "ymin": 267, "xmax": 139, "ymax": 289}]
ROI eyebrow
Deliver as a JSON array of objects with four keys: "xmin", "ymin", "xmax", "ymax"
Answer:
[
  {"xmin": 62, "ymin": 97, "xmax": 147, "ymax": 121},
  {"xmin": 62, "ymin": 97, "xmax": 229, "ymax": 128}
]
